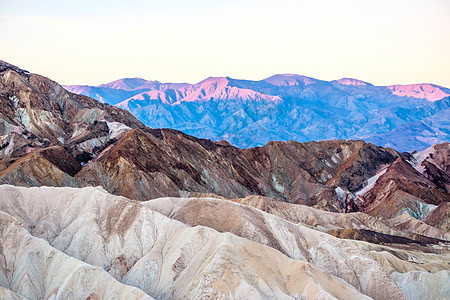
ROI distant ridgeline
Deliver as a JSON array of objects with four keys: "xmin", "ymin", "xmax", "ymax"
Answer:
[{"xmin": 64, "ymin": 75, "xmax": 450, "ymax": 152}]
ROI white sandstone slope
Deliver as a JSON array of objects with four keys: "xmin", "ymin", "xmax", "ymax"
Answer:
[
  {"xmin": 0, "ymin": 185, "xmax": 372, "ymax": 300},
  {"xmin": 145, "ymin": 196, "xmax": 450, "ymax": 300},
  {"xmin": 230, "ymin": 195, "xmax": 449, "ymax": 241},
  {"xmin": 0, "ymin": 287, "xmax": 27, "ymax": 300},
  {"xmin": 0, "ymin": 211, "xmax": 152, "ymax": 300},
  {"xmin": 391, "ymin": 270, "xmax": 449, "ymax": 300}
]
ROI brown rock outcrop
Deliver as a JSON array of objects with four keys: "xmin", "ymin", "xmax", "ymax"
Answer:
[
  {"xmin": 424, "ymin": 202, "xmax": 450, "ymax": 232},
  {"xmin": 415, "ymin": 143, "xmax": 450, "ymax": 192},
  {"xmin": 0, "ymin": 146, "xmax": 81, "ymax": 187},
  {"xmin": 362, "ymin": 158, "xmax": 450, "ymax": 219},
  {"xmin": 76, "ymin": 128, "xmax": 403, "ymax": 207},
  {"xmin": 0, "ymin": 59, "xmax": 144, "ymax": 169}
]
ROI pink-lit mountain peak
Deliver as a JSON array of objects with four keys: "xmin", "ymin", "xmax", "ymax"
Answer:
[
  {"xmin": 99, "ymin": 77, "xmax": 160, "ymax": 91},
  {"xmin": 387, "ymin": 83, "xmax": 450, "ymax": 102},
  {"xmin": 333, "ymin": 78, "xmax": 373, "ymax": 86},
  {"xmin": 65, "ymin": 74, "xmax": 450, "ymax": 110},
  {"xmin": 116, "ymin": 89, "xmax": 180, "ymax": 107},
  {"xmin": 179, "ymin": 76, "xmax": 282, "ymax": 103},
  {"xmin": 114, "ymin": 76, "xmax": 283, "ymax": 107},
  {"xmin": 263, "ymin": 74, "xmax": 323, "ymax": 87},
  {"xmin": 193, "ymin": 76, "xmax": 232, "ymax": 88}
]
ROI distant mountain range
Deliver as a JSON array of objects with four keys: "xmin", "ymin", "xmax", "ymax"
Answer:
[{"xmin": 64, "ymin": 75, "xmax": 450, "ymax": 152}]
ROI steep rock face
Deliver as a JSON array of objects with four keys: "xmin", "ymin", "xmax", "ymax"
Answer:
[
  {"xmin": 413, "ymin": 143, "xmax": 450, "ymax": 192},
  {"xmin": 361, "ymin": 158, "xmax": 450, "ymax": 219},
  {"xmin": 0, "ymin": 146, "xmax": 81, "ymax": 187},
  {"xmin": 424, "ymin": 202, "xmax": 450, "ymax": 232},
  {"xmin": 0, "ymin": 185, "xmax": 374, "ymax": 299},
  {"xmin": 0, "ymin": 60, "xmax": 144, "ymax": 170},
  {"xmin": 77, "ymin": 128, "xmax": 402, "ymax": 206}
]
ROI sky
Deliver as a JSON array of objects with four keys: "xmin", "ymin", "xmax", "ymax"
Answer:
[{"xmin": 1, "ymin": 0, "xmax": 449, "ymax": 87}]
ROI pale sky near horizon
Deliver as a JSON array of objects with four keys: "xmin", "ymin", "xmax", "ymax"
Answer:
[{"xmin": 1, "ymin": 0, "xmax": 449, "ymax": 87}]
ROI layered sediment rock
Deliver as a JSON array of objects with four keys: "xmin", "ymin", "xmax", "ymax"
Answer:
[
  {"xmin": 1, "ymin": 185, "xmax": 377, "ymax": 299},
  {"xmin": 0, "ymin": 60, "xmax": 144, "ymax": 169}
]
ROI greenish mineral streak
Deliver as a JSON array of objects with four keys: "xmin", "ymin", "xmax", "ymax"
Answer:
[
  {"xmin": 402, "ymin": 200, "xmax": 437, "ymax": 220},
  {"xmin": 272, "ymin": 174, "xmax": 285, "ymax": 193},
  {"xmin": 15, "ymin": 108, "xmax": 30, "ymax": 127},
  {"xmin": 202, "ymin": 169, "xmax": 217, "ymax": 188}
]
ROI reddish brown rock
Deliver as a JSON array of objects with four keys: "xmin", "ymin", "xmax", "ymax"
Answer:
[
  {"xmin": 0, "ymin": 146, "xmax": 81, "ymax": 187},
  {"xmin": 362, "ymin": 158, "xmax": 450, "ymax": 219},
  {"xmin": 415, "ymin": 143, "xmax": 450, "ymax": 192},
  {"xmin": 424, "ymin": 202, "xmax": 450, "ymax": 232},
  {"xmin": 76, "ymin": 128, "xmax": 403, "ymax": 207},
  {"xmin": 0, "ymin": 59, "xmax": 144, "ymax": 169}
]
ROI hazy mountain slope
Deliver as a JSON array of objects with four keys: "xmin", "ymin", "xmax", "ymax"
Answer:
[
  {"xmin": 64, "ymin": 78, "xmax": 189, "ymax": 105},
  {"xmin": 0, "ymin": 185, "xmax": 375, "ymax": 300},
  {"xmin": 65, "ymin": 75, "xmax": 450, "ymax": 151},
  {"xmin": 364, "ymin": 103, "xmax": 450, "ymax": 152},
  {"xmin": 62, "ymin": 84, "xmax": 144, "ymax": 105}
]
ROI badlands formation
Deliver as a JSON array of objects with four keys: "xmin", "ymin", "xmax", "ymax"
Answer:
[
  {"xmin": 1, "ymin": 185, "xmax": 449, "ymax": 300},
  {"xmin": 0, "ymin": 60, "xmax": 449, "ymax": 299}
]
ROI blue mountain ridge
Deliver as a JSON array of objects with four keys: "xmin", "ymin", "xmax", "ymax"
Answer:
[{"xmin": 64, "ymin": 75, "xmax": 450, "ymax": 152}]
